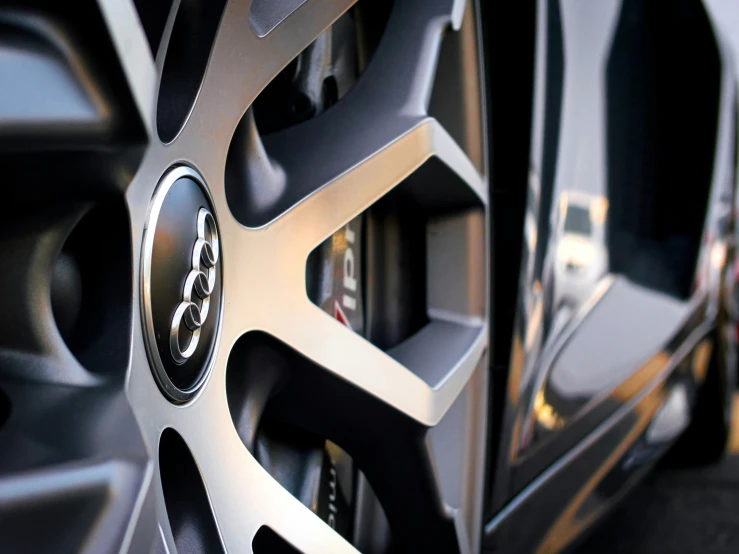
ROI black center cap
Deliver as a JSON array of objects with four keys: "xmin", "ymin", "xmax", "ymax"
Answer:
[{"xmin": 142, "ymin": 166, "xmax": 222, "ymax": 403}]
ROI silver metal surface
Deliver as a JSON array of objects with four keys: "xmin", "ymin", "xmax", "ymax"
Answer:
[
  {"xmin": 105, "ymin": 0, "xmax": 490, "ymax": 551},
  {"xmin": 169, "ymin": 207, "xmax": 219, "ymax": 365},
  {"xmin": 140, "ymin": 165, "xmax": 222, "ymax": 402}
]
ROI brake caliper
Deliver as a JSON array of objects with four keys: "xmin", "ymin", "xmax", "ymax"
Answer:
[{"xmin": 308, "ymin": 216, "xmax": 364, "ymax": 334}]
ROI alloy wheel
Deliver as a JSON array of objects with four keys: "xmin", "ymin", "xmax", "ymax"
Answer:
[{"xmin": 0, "ymin": 0, "xmax": 489, "ymax": 552}]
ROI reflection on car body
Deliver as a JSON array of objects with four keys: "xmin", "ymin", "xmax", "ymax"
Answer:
[
  {"xmin": 552, "ymin": 191, "xmax": 609, "ymax": 317},
  {"xmin": 484, "ymin": 0, "xmax": 739, "ymax": 552}
]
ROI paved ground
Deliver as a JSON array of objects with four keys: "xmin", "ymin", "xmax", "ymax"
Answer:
[{"xmin": 577, "ymin": 394, "xmax": 739, "ymax": 554}]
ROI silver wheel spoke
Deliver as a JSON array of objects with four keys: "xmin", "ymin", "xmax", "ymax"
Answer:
[
  {"xmin": 96, "ymin": 0, "xmax": 158, "ymax": 137},
  {"xmin": 0, "ymin": 0, "xmax": 490, "ymax": 551},
  {"xmin": 184, "ymin": 391, "xmax": 359, "ymax": 553},
  {"xmin": 212, "ymin": 117, "xmax": 485, "ymax": 425},
  {"xmin": 268, "ymin": 119, "xmax": 485, "ymax": 256},
  {"xmin": 238, "ymin": 0, "xmax": 475, "ymax": 229},
  {"xmin": 181, "ymin": 0, "xmax": 357, "ymax": 151}
]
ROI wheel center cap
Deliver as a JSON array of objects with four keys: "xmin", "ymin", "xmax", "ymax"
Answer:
[{"xmin": 141, "ymin": 166, "xmax": 223, "ymax": 403}]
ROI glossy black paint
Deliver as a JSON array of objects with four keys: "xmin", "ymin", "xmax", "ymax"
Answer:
[
  {"xmin": 149, "ymin": 176, "xmax": 221, "ymax": 394},
  {"xmin": 482, "ymin": 0, "xmax": 737, "ymax": 551}
]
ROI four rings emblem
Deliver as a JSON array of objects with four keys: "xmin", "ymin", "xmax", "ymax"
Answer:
[
  {"xmin": 143, "ymin": 166, "xmax": 222, "ymax": 403},
  {"xmin": 170, "ymin": 208, "xmax": 220, "ymax": 364}
]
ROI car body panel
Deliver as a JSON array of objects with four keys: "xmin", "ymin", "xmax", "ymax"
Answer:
[{"xmin": 483, "ymin": 0, "xmax": 737, "ymax": 550}]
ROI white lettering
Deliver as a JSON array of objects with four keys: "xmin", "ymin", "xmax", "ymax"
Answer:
[
  {"xmin": 328, "ymin": 468, "xmax": 337, "ymax": 502},
  {"xmin": 341, "ymin": 223, "xmax": 358, "ymax": 314},
  {"xmin": 343, "ymin": 248, "xmax": 357, "ymax": 292},
  {"xmin": 327, "ymin": 467, "xmax": 338, "ymax": 528},
  {"xmin": 342, "ymin": 294, "xmax": 356, "ymax": 311}
]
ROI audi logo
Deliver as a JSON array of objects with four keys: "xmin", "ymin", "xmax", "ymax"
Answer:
[{"xmin": 170, "ymin": 208, "xmax": 220, "ymax": 364}]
